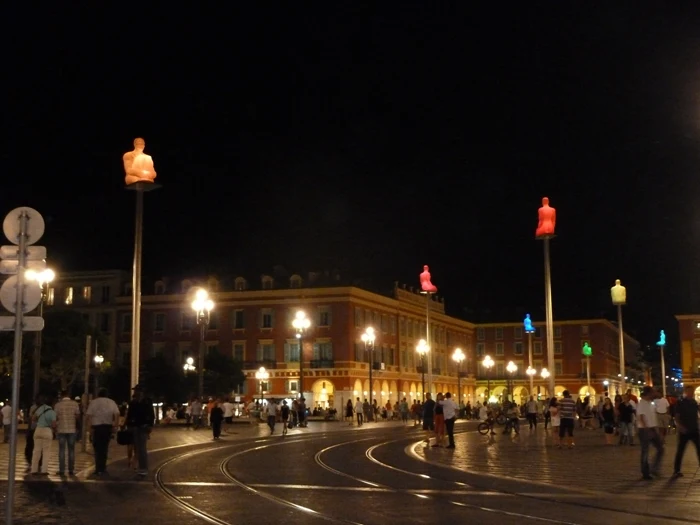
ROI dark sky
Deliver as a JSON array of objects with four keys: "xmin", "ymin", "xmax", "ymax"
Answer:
[{"xmin": 3, "ymin": 4, "xmax": 700, "ymax": 364}]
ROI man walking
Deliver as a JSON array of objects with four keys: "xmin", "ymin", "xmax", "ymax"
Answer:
[
  {"xmin": 86, "ymin": 388, "xmax": 120, "ymax": 476},
  {"xmin": 526, "ymin": 396, "xmax": 538, "ymax": 430},
  {"xmin": 672, "ymin": 385, "xmax": 700, "ymax": 478},
  {"xmin": 441, "ymin": 392, "xmax": 458, "ymax": 449},
  {"xmin": 54, "ymin": 390, "xmax": 80, "ymax": 476},
  {"xmin": 637, "ymin": 386, "xmax": 664, "ymax": 480},
  {"xmin": 354, "ymin": 397, "xmax": 364, "ymax": 426},
  {"xmin": 557, "ymin": 390, "xmax": 576, "ymax": 448},
  {"xmin": 125, "ymin": 384, "xmax": 155, "ymax": 477},
  {"xmin": 266, "ymin": 399, "xmax": 279, "ymax": 434},
  {"xmin": 1, "ymin": 401, "xmax": 13, "ymax": 443}
]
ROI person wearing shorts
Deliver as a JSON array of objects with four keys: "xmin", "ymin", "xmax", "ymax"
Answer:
[
  {"xmin": 548, "ymin": 398, "xmax": 560, "ymax": 447},
  {"xmin": 280, "ymin": 400, "xmax": 290, "ymax": 436},
  {"xmin": 557, "ymin": 390, "xmax": 576, "ymax": 449}
]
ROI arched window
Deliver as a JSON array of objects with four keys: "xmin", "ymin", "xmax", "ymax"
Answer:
[{"xmin": 234, "ymin": 277, "xmax": 247, "ymax": 291}]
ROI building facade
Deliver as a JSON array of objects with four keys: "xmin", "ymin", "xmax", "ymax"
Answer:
[{"xmin": 675, "ymin": 314, "xmax": 700, "ymax": 400}]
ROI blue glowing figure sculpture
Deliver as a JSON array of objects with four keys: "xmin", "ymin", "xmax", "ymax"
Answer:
[
  {"xmin": 523, "ymin": 314, "xmax": 535, "ymax": 334},
  {"xmin": 657, "ymin": 330, "xmax": 666, "ymax": 347}
]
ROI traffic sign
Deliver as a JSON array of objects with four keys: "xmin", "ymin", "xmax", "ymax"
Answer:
[
  {"xmin": 3, "ymin": 207, "xmax": 44, "ymax": 246},
  {"xmin": 0, "ymin": 276, "xmax": 41, "ymax": 314},
  {"xmin": 0, "ymin": 259, "xmax": 46, "ymax": 275},
  {"xmin": 0, "ymin": 316, "xmax": 44, "ymax": 332},
  {"xmin": 0, "ymin": 246, "xmax": 47, "ymax": 260}
]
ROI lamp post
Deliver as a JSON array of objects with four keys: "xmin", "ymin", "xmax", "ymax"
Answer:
[
  {"xmin": 191, "ymin": 288, "xmax": 214, "ymax": 400},
  {"xmin": 292, "ymin": 311, "xmax": 311, "ymax": 399},
  {"xmin": 416, "ymin": 339, "xmax": 430, "ymax": 401},
  {"xmin": 93, "ymin": 353, "xmax": 104, "ymax": 394},
  {"xmin": 482, "ymin": 355, "xmax": 494, "ymax": 404},
  {"xmin": 452, "ymin": 347, "xmax": 465, "ymax": 405},
  {"xmin": 657, "ymin": 330, "xmax": 667, "ymax": 397},
  {"xmin": 506, "ymin": 361, "xmax": 518, "ymax": 402},
  {"xmin": 526, "ymin": 366, "xmax": 536, "ymax": 398},
  {"xmin": 25, "ymin": 268, "xmax": 55, "ymax": 398},
  {"xmin": 611, "ymin": 279, "xmax": 627, "ymax": 394},
  {"xmin": 361, "ymin": 327, "xmax": 376, "ymax": 415},
  {"xmin": 255, "ymin": 366, "xmax": 269, "ymax": 405},
  {"xmin": 541, "ymin": 368, "xmax": 550, "ymax": 398},
  {"xmin": 183, "ymin": 356, "xmax": 196, "ymax": 373}
]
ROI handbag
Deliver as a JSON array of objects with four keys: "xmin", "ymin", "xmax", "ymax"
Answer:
[{"xmin": 116, "ymin": 428, "xmax": 133, "ymax": 446}]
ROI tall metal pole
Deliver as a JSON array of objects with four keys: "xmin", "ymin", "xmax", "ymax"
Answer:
[
  {"xmin": 586, "ymin": 355, "xmax": 591, "ymax": 398},
  {"xmin": 82, "ymin": 334, "xmax": 91, "ymax": 453},
  {"xmin": 456, "ymin": 361, "xmax": 461, "ymax": 405},
  {"xmin": 6, "ymin": 212, "xmax": 28, "ymax": 525},
  {"xmin": 660, "ymin": 345, "xmax": 667, "ymax": 397},
  {"xmin": 130, "ymin": 188, "xmax": 144, "ymax": 390},
  {"xmin": 198, "ymin": 321, "xmax": 205, "ymax": 400},
  {"xmin": 425, "ymin": 292, "xmax": 433, "ymax": 397},
  {"xmin": 367, "ymin": 341, "xmax": 373, "ymax": 418},
  {"xmin": 421, "ymin": 354, "xmax": 426, "ymax": 401},
  {"xmin": 543, "ymin": 237, "xmax": 556, "ymax": 397},
  {"xmin": 617, "ymin": 304, "xmax": 626, "ymax": 394},
  {"xmin": 32, "ymin": 296, "xmax": 44, "ymax": 398},
  {"xmin": 299, "ymin": 335, "xmax": 304, "ymax": 399},
  {"xmin": 528, "ymin": 332, "xmax": 534, "ymax": 397},
  {"xmin": 487, "ymin": 369, "xmax": 491, "ymax": 403}
]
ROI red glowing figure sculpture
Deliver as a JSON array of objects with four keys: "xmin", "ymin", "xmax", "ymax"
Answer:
[
  {"xmin": 536, "ymin": 197, "xmax": 556, "ymax": 238},
  {"xmin": 420, "ymin": 265, "xmax": 438, "ymax": 293}
]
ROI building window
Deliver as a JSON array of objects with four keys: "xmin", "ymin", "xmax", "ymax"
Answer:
[
  {"xmin": 154, "ymin": 313, "xmax": 166, "ymax": 333},
  {"xmin": 151, "ymin": 343, "xmax": 165, "ymax": 358},
  {"xmin": 82, "ymin": 286, "xmax": 91, "ymax": 303},
  {"xmin": 257, "ymin": 342, "xmax": 275, "ymax": 361},
  {"xmin": 496, "ymin": 362, "xmax": 505, "ymax": 376},
  {"xmin": 180, "ymin": 313, "xmax": 193, "ymax": 332},
  {"xmin": 99, "ymin": 313, "xmax": 110, "ymax": 333},
  {"xmin": 46, "ymin": 287, "xmax": 55, "ymax": 306},
  {"xmin": 101, "ymin": 285, "xmax": 110, "ymax": 304},
  {"xmin": 477, "ymin": 328, "xmax": 485, "ymax": 340},
  {"xmin": 121, "ymin": 351, "xmax": 131, "ymax": 367},
  {"xmin": 476, "ymin": 343, "xmax": 485, "ymax": 357},
  {"xmin": 124, "ymin": 284, "xmax": 133, "ymax": 296},
  {"xmin": 554, "ymin": 342, "xmax": 563, "ymax": 355},
  {"xmin": 514, "ymin": 327, "xmax": 523, "ymax": 339},
  {"xmin": 289, "ymin": 380, "xmax": 299, "ymax": 393},
  {"xmin": 401, "ymin": 348, "xmax": 408, "ymax": 367},
  {"xmin": 514, "ymin": 342, "xmax": 524, "ymax": 355},
  {"xmin": 232, "ymin": 343, "xmax": 245, "ymax": 361},
  {"xmin": 693, "ymin": 338, "xmax": 700, "ymax": 353},
  {"xmin": 495, "ymin": 342, "xmax": 504, "ymax": 356},
  {"xmin": 400, "ymin": 317, "xmax": 406, "ymax": 336},
  {"xmin": 354, "ymin": 307, "xmax": 363, "ymax": 328},
  {"xmin": 581, "ymin": 325, "xmax": 589, "ymax": 336},
  {"xmin": 154, "ymin": 281, "xmax": 166, "ymax": 295},
  {"xmin": 64, "ymin": 287, "xmax": 73, "ymax": 305},
  {"xmin": 290, "ymin": 275, "xmax": 302, "ymax": 289},
  {"xmin": 314, "ymin": 341, "xmax": 333, "ymax": 360},
  {"xmin": 495, "ymin": 327, "xmax": 503, "ymax": 340},
  {"xmin": 555, "ymin": 361, "xmax": 563, "ymax": 375},
  {"xmin": 284, "ymin": 341, "xmax": 300, "ymax": 362},
  {"xmin": 232, "ymin": 310, "xmax": 245, "ymax": 330},
  {"xmin": 390, "ymin": 316, "xmax": 396, "ymax": 335},
  {"xmin": 208, "ymin": 312, "xmax": 219, "ymax": 330},
  {"xmin": 534, "ymin": 360, "xmax": 543, "ymax": 370},
  {"xmin": 234, "ymin": 277, "xmax": 247, "ymax": 291},
  {"xmin": 206, "ymin": 343, "xmax": 219, "ymax": 355},
  {"xmin": 260, "ymin": 308, "xmax": 274, "ymax": 329},
  {"xmin": 534, "ymin": 342, "xmax": 542, "ymax": 355},
  {"xmin": 121, "ymin": 313, "xmax": 132, "ymax": 334},
  {"xmin": 355, "ymin": 342, "xmax": 364, "ymax": 362},
  {"xmin": 318, "ymin": 306, "xmax": 331, "ymax": 327},
  {"xmin": 554, "ymin": 326, "xmax": 562, "ymax": 338},
  {"xmin": 262, "ymin": 276, "xmax": 273, "ymax": 290},
  {"xmin": 408, "ymin": 320, "xmax": 414, "ymax": 338}
]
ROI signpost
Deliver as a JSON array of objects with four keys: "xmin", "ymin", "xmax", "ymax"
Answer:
[{"xmin": 1, "ymin": 207, "xmax": 47, "ymax": 525}]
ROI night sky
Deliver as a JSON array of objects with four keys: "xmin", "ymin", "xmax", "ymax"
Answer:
[{"xmin": 3, "ymin": 4, "xmax": 699, "ymax": 364}]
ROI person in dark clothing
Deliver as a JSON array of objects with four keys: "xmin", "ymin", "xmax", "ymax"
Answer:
[
  {"xmin": 210, "ymin": 400, "xmax": 224, "ymax": 440},
  {"xmin": 422, "ymin": 393, "xmax": 436, "ymax": 445},
  {"xmin": 673, "ymin": 386, "xmax": 700, "ymax": 477},
  {"xmin": 125, "ymin": 384, "xmax": 155, "ymax": 477},
  {"xmin": 281, "ymin": 400, "xmax": 291, "ymax": 436}
]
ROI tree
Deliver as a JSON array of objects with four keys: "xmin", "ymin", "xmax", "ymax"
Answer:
[
  {"xmin": 140, "ymin": 355, "xmax": 186, "ymax": 403},
  {"xmin": 99, "ymin": 361, "xmax": 131, "ymax": 404},
  {"xmin": 204, "ymin": 349, "xmax": 245, "ymax": 397}
]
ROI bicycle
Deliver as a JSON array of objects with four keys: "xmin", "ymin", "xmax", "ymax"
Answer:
[{"xmin": 478, "ymin": 417, "xmax": 497, "ymax": 435}]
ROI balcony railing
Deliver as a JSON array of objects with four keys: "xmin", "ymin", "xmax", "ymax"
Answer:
[
  {"xmin": 310, "ymin": 359, "xmax": 334, "ymax": 369},
  {"xmin": 243, "ymin": 359, "xmax": 277, "ymax": 370}
]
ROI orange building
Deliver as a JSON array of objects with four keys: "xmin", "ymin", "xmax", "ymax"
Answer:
[{"xmin": 675, "ymin": 314, "xmax": 700, "ymax": 399}]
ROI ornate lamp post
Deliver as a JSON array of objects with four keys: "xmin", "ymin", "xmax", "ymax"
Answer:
[
  {"xmin": 611, "ymin": 279, "xmax": 627, "ymax": 394},
  {"xmin": 292, "ymin": 311, "xmax": 311, "ymax": 399},
  {"xmin": 540, "ymin": 368, "xmax": 550, "ymax": 397},
  {"xmin": 183, "ymin": 356, "xmax": 196, "ymax": 373},
  {"xmin": 255, "ymin": 366, "xmax": 269, "ymax": 405},
  {"xmin": 25, "ymin": 268, "xmax": 55, "ymax": 398},
  {"xmin": 93, "ymin": 353, "xmax": 104, "ymax": 394},
  {"xmin": 416, "ymin": 339, "xmax": 430, "ymax": 401},
  {"xmin": 191, "ymin": 288, "xmax": 214, "ymax": 400},
  {"xmin": 506, "ymin": 361, "xmax": 518, "ymax": 402},
  {"xmin": 361, "ymin": 327, "xmax": 376, "ymax": 412},
  {"xmin": 452, "ymin": 347, "xmax": 465, "ymax": 405},
  {"xmin": 526, "ymin": 366, "xmax": 536, "ymax": 398},
  {"xmin": 482, "ymin": 354, "xmax": 494, "ymax": 403}
]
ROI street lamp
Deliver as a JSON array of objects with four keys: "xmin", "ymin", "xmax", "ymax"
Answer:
[
  {"xmin": 255, "ymin": 366, "xmax": 269, "ymax": 405},
  {"xmin": 506, "ymin": 361, "xmax": 518, "ymax": 402},
  {"xmin": 93, "ymin": 354, "xmax": 104, "ymax": 394},
  {"xmin": 482, "ymin": 355, "xmax": 494, "ymax": 404},
  {"xmin": 452, "ymin": 348, "xmax": 465, "ymax": 405},
  {"xmin": 526, "ymin": 366, "xmax": 536, "ymax": 398},
  {"xmin": 361, "ymin": 327, "xmax": 376, "ymax": 415},
  {"xmin": 416, "ymin": 339, "xmax": 430, "ymax": 401},
  {"xmin": 541, "ymin": 368, "xmax": 550, "ymax": 397},
  {"xmin": 292, "ymin": 311, "xmax": 311, "ymax": 399},
  {"xmin": 25, "ymin": 268, "xmax": 55, "ymax": 398},
  {"xmin": 191, "ymin": 288, "xmax": 214, "ymax": 400},
  {"xmin": 183, "ymin": 356, "xmax": 196, "ymax": 373}
]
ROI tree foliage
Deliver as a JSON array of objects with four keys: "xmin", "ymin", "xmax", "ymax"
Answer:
[{"xmin": 204, "ymin": 349, "xmax": 245, "ymax": 397}]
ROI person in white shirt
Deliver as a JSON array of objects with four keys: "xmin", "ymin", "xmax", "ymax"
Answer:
[
  {"xmin": 440, "ymin": 392, "xmax": 458, "ymax": 448},
  {"xmin": 222, "ymin": 399, "xmax": 235, "ymax": 425},
  {"xmin": 526, "ymin": 396, "xmax": 539, "ymax": 430},
  {"xmin": 653, "ymin": 391, "xmax": 671, "ymax": 443},
  {"xmin": 1, "ymin": 402, "xmax": 13, "ymax": 443},
  {"xmin": 637, "ymin": 386, "xmax": 664, "ymax": 480},
  {"xmin": 266, "ymin": 400, "xmax": 279, "ymax": 434},
  {"xmin": 354, "ymin": 397, "xmax": 364, "ymax": 426}
]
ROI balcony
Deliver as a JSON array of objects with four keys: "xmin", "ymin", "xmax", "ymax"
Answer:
[
  {"xmin": 578, "ymin": 372, "xmax": 598, "ymax": 380},
  {"xmin": 458, "ymin": 371, "xmax": 469, "ymax": 378},
  {"xmin": 310, "ymin": 359, "xmax": 334, "ymax": 369},
  {"xmin": 243, "ymin": 359, "xmax": 277, "ymax": 370},
  {"xmin": 371, "ymin": 362, "xmax": 384, "ymax": 371}
]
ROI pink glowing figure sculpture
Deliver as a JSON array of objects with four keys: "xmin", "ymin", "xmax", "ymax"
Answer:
[
  {"xmin": 419, "ymin": 265, "xmax": 438, "ymax": 293},
  {"xmin": 535, "ymin": 197, "xmax": 556, "ymax": 238}
]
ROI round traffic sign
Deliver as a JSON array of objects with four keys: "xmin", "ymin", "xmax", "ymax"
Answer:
[
  {"xmin": 0, "ymin": 276, "xmax": 42, "ymax": 314},
  {"xmin": 3, "ymin": 207, "xmax": 45, "ymax": 246}
]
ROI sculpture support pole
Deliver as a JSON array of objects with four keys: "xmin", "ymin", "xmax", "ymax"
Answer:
[
  {"xmin": 617, "ymin": 304, "xmax": 626, "ymax": 394},
  {"xmin": 660, "ymin": 345, "xmax": 667, "ymax": 397},
  {"xmin": 32, "ymin": 297, "xmax": 44, "ymax": 399},
  {"xmin": 299, "ymin": 335, "xmax": 304, "ymax": 400},
  {"xmin": 425, "ymin": 292, "xmax": 433, "ymax": 397},
  {"xmin": 586, "ymin": 355, "xmax": 591, "ymax": 399},
  {"xmin": 543, "ymin": 237, "xmax": 556, "ymax": 397},
  {"xmin": 130, "ymin": 188, "xmax": 144, "ymax": 391},
  {"xmin": 528, "ymin": 332, "xmax": 534, "ymax": 397},
  {"xmin": 198, "ymin": 321, "xmax": 205, "ymax": 399},
  {"xmin": 421, "ymin": 356, "xmax": 426, "ymax": 402},
  {"xmin": 368, "ymin": 342, "xmax": 373, "ymax": 420}
]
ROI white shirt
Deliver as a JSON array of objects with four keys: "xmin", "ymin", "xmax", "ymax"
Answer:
[
  {"xmin": 636, "ymin": 399, "xmax": 658, "ymax": 429},
  {"xmin": 266, "ymin": 403, "xmax": 278, "ymax": 417},
  {"xmin": 222, "ymin": 402, "xmax": 234, "ymax": 418},
  {"xmin": 527, "ymin": 400, "xmax": 538, "ymax": 413},
  {"xmin": 86, "ymin": 397, "xmax": 120, "ymax": 426},
  {"xmin": 1, "ymin": 405, "xmax": 11, "ymax": 425},
  {"xmin": 654, "ymin": 397, "xmax": 669, "ymax": 414},
  {"xmin": 440, "ymin": 398, "xmax": 457, "ymax": 419},
  {"xmin": 355, "ymin": 401, "xmax": 363, "ymax": 414}
]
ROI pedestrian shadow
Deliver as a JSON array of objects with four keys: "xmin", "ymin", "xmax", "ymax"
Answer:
[{"xmin": 21, "ymin": 475, "xmax": 67, "ymax": 506}]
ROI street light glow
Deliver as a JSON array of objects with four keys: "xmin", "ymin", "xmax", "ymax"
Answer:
[
  {"xmin": 416, "ymin": 339, "xmax": 430, "ymax": 355},
  {"xmin": 506, "ymin": 361, "xmax": 517, "ymax": 374},
  {"xmin": 94, "ymin": 354, "xmax": 104, "ymax": 365},
  {"xmin": 526, "ymin": 366, "xmax": 536, "ymax": 377},
  {"xmin": 452, "ymin": 347, "xmax": 465, "ymax": 364},
  {"xmin": 293, "ymin": 310, "xmax": 311, "ymax": 338},
  {"xmin": 482, "ymin": 355, "xmax": 494, "ymax": 369},
  {"xmin": 25, "ymin": 268, "xmax": 55, "ymax": 286},
  {"xmin": 191, "ymin": 288, "xmax": 214, "ymax": 313},
  {"xmin": 541, "ymin": 368, "xmax": 550, "ymax": 380},
  {"xmin": 361, "ymin": 326, "xmax": 376, "ymax": 344}
]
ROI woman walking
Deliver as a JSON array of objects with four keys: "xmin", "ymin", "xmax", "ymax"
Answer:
[
  {"xmin": 601, "ymin": 398, "xmax": 616, "ymax": 445},
  {"xmin": 548, "ymin": 397, "xmax": 560, "ymax": 447},
  {"xmin": 31, "ymin": 395, "xmax": 56, "ymax": 476}
]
